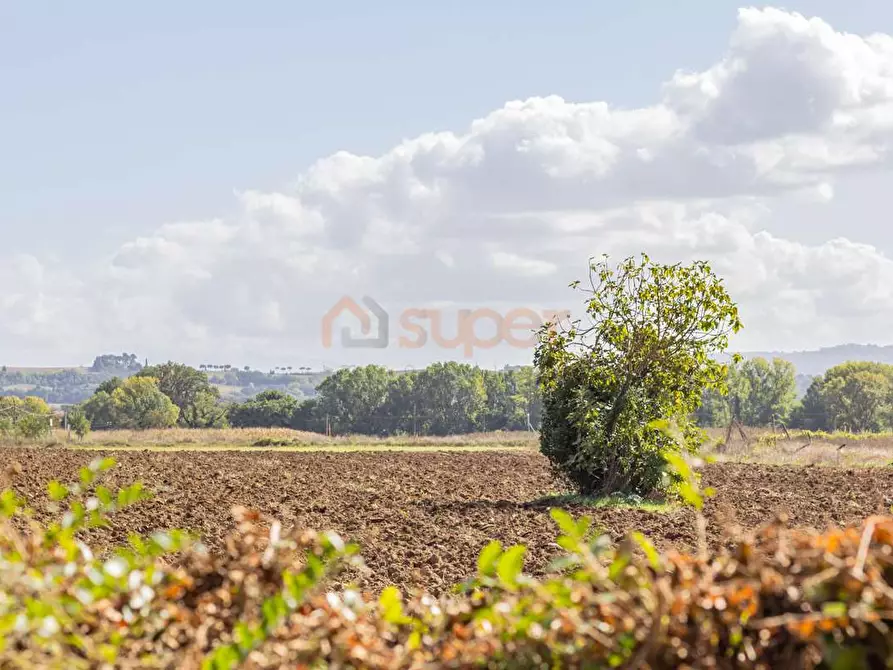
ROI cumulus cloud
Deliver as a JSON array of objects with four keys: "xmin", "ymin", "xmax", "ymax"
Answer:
[{"xmin": 4, "ymin": 7, "xmax": 893, "ymax": 367}]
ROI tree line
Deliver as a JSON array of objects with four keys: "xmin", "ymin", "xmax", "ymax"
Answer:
[
  {"xmin": 73, "ymin": 361, "xmax": 541, "ymax": 436},
  {"xmin": 697, "ymin": 358, "xmax": 893, "ymax": 433},
  {"xmin": 9, "ymin": 353, "xmax": 893, "ymax": 439}
]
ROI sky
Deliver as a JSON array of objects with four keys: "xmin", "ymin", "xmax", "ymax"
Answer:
[{"xmin": 2, "ymin": 2, "xmax": 893, "ymax": 369}]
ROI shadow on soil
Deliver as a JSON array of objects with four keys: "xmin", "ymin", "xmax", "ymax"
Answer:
[{"xmin": 415, "ymin": 494, "xmax": 675, "ymax": 514}]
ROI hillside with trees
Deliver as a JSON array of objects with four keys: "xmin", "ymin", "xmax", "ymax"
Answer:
[{"xmin": 0, "ymin": 354, "xmax": 330, "ymax": 406}]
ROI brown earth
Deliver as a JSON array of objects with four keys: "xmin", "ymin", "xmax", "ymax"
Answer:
[{"xmin": 1, "ymin": 448, "xmax": 891, "ymax": 594}]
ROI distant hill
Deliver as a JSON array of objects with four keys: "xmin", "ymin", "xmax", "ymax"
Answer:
[
  {"xmin": 740, "ymin": 344, "xmax": 893, "ymax": 377},
  {"xmin": 0, "ymin": 363, "xmax": 329, "ymax": 406}
]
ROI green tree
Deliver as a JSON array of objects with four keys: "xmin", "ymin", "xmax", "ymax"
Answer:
[
  {"xmin": 513, "ymin": 366, "xmax": 543, "ymax": 430},
  {"xmin": 111, "ymin": 377, "xmax": 180, "ymax": 429},
  {"xmin": 821, "ymin": 361, "xmax": 893, "ymax": 432},
  {"xmin": 291, "ymin": 398, "xmax": 320, "ymax": 432},
  {"xmin": 67, "ymin": 407, "xmax": 91, "ymax": 441},
  {"xmin": 698, "ymin": 357, "xmax": 797, "ymax": 428},
  {"xmin": 480, "ymin": 368, "xmax": 537, "ymax": 431},
  {"xmin": 381, "ymin": 372, "xmax": 417, "ymax": 434},
  {"xmin": 0, "ymin": 396, "xmax": 54, "ymax": 440},
  {"xmin": 412, "ymin": 362, "xmax": 487, "ymax": 435},
  {"xmin": 315, "ymin": 366, "xmax": 392, "ymax": 434},
  {"xmin": 789, "ymin": 376, "xmax": 828, "ymax": 431},
  {"xmin": 96, "ymin": 377, "xmax": 124, "ymax": 396},
  {"xmin": 536, "ymin": 254, "xmax": 741, "ymax": 496},
  {"xmin": 135, "ymin": 362, "xmax": 222, "ymax": 428},
  {"xmin": 228, "ymin": 390, "xmax": 299, "ymax": 428},
  {"xmin": 736, "ymin": 358, "xmax": 797, "ymax": 425},
  {"xmin": 80, "ymin": 391, "xmax": 120, "ymax": 430}
]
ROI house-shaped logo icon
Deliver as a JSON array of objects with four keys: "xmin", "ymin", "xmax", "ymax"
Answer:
[{"xmin": 321, "ymin": 296, "xmax": 389, "ymax": 348}]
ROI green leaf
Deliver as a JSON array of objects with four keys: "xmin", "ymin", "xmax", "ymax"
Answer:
[
  {"xmin": 95, "ymin": 485, "xmax": 112, "ymax": 506},
  {"xmin": 379, "ymin": 586, "xmax": 404, "ymax": 624},
  {"xmin": 549, "ymin": 508, "xmax": 579, "ymax": 538},
  {"xmin": 477, "ymin": 540, "xmax": 502, "ymax": 577},
  {"xmin": 233, "ymin": 623, "xmax": 252, "ymax": 653},
  {"xmin": 47, "ymin": 481, "xmax": 69, "ymax": 502},
  {"xmin": 647, "ymin": 418, "xmax": 671, "ymax": 434},
  {"xmin": 496, "ymin": 545, "xmax": 526, "ymax": 589},
  {"xmin": 96, "ymin": 457, "xmax": 116, "ymax": 472},
  {"xmin": 608, "ymin": 554, "xmax": 630, "ymax": 581},
  {"xmin": 821, "ymin": 602, "xmax": 848, "ymax": 618},
  {"xmin": 202, "ymin": 644, "xmax": 241, "ymax": 670}
]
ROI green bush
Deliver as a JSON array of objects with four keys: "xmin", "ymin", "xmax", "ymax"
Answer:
[{"xmin": 536, "ymin": 254, "xmax": 741, "ymax": 496}]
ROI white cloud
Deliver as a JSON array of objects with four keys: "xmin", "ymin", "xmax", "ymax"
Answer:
[{"xmin": 4, "ymin": 7, "xmax": 893, "ymax": 367}]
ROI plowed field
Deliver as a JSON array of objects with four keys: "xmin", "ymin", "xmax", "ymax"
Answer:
[{"xmin": 2, "ymin": 448, "xmax": 891, "ymax": 593}]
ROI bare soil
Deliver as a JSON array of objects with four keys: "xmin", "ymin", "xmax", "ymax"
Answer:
[{"xmin": 2, "ymin": 448, "xmax": 891, "ymax": 593}]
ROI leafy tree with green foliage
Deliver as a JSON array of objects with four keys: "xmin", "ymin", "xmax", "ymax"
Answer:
[
  {"xmin": 95, "ymin": 376, "xmax": 123, "ymax": 396},
  {"xmin": 788, "ymin": 376, "xmax": 828, "ymax": 430},
  {"xmin": 224, "ymin": 363, "xmax": 543, "ymax": 435},
  {"xmin": 290, "ymin": 397, "xmax": 320, "ymax": 432},
  {"xmin": 136, "ymin": 362, "xmax": 223, "ymax": 428},
  {"xmin": 820, "ymin": 361, "xmax": 893, "ymax": 432},
  {"xmin": 109, "ymin": 376, "xmax": 180, "ymax": 429},
  {"xmin": 228, "ymin": 390, "xmax": 300, "ymax": 428},
  {"xmin": 380, "ymin": 372, "xmax": 416, "ymax": 434},
  {"xmin": 787, "ymin": 362, "xmax": 893, "ymax": 433},
  {"xmin": 314, "ymin": 365, "xmax": 392, "ymax": 434},
  {"xmin": 536, "ymin": 254, "xmax": 741, "ymax": 496},
  {"xmin": 696, "ymin": 357, "xmax": 797, "ymax": 427},
  {"xmin": 513, "ymin": 365, "xmax": 543, "ymax": 429},
  {"xmin": 412, "ymin": 362, "xmax": 488, "ymax": 435},
  {"xmin": 80, "ymin": 391, "xmax": 120, "ymax": 430},
  {"xmin": 0, "ymin": 396, "xmax": 54, "ymax": 440}
]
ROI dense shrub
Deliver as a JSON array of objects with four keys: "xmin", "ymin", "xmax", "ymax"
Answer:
[
  {"xmin": 536, "ymin": 255, "xmax": 741, "ymax": 496},
  {"xmin": 1, "ymin": 459, "xmax": 892, "ymax": 668}
]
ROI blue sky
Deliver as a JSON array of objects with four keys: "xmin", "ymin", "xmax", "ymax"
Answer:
[
  {"xmin": 3, "ymin": 1, "xmax": 890, "ymax": 256},
  {"xmin": 3, "ymin": 3, "xmax": 893, "ymax": 366}
]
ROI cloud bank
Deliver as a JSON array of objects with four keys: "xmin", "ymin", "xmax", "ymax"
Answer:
[{"xmin": 5, "ymin": 7, "xmax": 893, "ymax": 367}]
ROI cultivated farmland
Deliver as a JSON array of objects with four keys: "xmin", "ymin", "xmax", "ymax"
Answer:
[{"xmin": 2, "ymin": 446, "xmax": 891, "ymax": 594}]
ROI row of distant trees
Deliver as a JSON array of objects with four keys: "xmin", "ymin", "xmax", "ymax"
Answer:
[
  {"xmin": 697, "ymin": 358, "xmax": 893, "ymax": 433},
  {"xmin": 74, "ymin": 361, "xmax": 540, "ymax": 436},
  {"xmin": 231, "ymin": 363, "xmax": 541, "ymax": 435},
  {"xmin": 198, "ymin": 364, "xmax": 316, "ymax": 374},
  {"xmin": 45, "ymin": 356, "xmax": 893, "ymax": 437}
]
